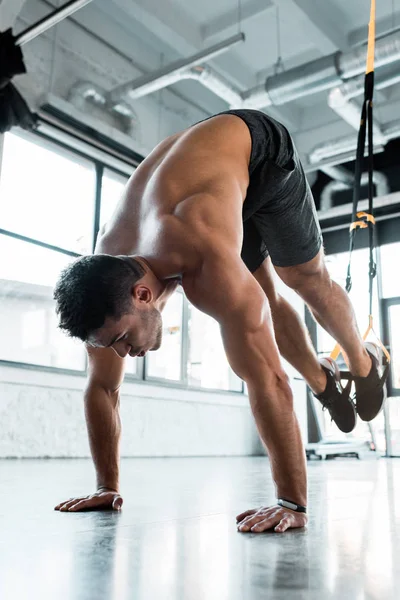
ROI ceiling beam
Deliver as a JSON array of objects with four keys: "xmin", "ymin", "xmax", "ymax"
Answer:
[
  {"xmin": 280, "ymin": 0, "xmax": 348, "ymax": 54},
  {"xmin": 0, "ymin": 0, "xmax": 27, "ymax": 29},
  {"xmin": 201, "ymin": 0, "xmax": 274, "ymax": 40},
  {"xmin": 111, "ymin": 0, "xmax": 254, "ymax": 89}
]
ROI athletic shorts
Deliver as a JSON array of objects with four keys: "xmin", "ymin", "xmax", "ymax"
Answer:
[{"xmin": 221, "ymin": 110, "xmax": 323, "ymax": 272}]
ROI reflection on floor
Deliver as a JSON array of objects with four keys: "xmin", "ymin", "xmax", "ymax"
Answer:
[{"xmin": 0, "ymin": 457, "xmax": 399, "ymax": 600}]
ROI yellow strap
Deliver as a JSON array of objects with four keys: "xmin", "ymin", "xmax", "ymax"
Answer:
[
  {"xmin": 357, "ymin": 211, "xmax": 376, "ymax": 223},
  {"xmin": 330, "ymin": 343, "xmax": 341, "ymax": 362},
  {"xmin": 366, "ymin": 0, "xmax": 376, "ymax": 74},
  {"xmin": 362, "ymin": 315, "xmax": 391, "ymax": 363},
  {"xmin": 330, "ymin": 315, "xmax": 391, "ymax": 365},
  {"xmin": 350, "ymin": 212, "xmax": 376, "ymax": 231}
]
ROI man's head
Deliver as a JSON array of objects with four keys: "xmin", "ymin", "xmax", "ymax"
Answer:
[{"xmin": 54, "ymin": 255, "xmax": 163, "ymax": 357}]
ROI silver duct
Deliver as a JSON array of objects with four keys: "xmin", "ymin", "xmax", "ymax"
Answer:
[
  {"xmin": 69, "ymin": 28, "xmax": 400, "ymax": 158},
  {"xmin": 103, "ymin": 28, "xmax": 400, "ymax": 110},
  {"xmin": 328, "ymin": 64, "xmax": 400, "ymax": 141},
  {"xmin": 68, "ymin": 81, "xmax": 138, "ymax": 133},
  {"xmin": 231, "ymin": 30, "xmax": 400, "ymax": 109},
  {"xmin": 320, "ymin": 171, "xmax": 390, "ymax": 211},
  {"xmin": 183, "ymin": 66, "xmax": 243, "ymax": 108},
  {"xmin": 320, "ymin": 165, "xmax": 355, "ymax": 185},
  {"xmin": 106, "ymin": 33, "xmax": 244, "ymax": 105},
  {"xmin": 101, "ymin": 30, "xmax": 400, "ymax": 115},
  {"xmin": 309, "ymin": 119, "xmax": 400, "ymax": 167}
]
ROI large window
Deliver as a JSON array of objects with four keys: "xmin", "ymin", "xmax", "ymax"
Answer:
[
  {"xmin": 0, "ymin": 236, "xmax": 85, "ymax": 370},
  {"xmin": 380, "ymin": 242, "xmax": 400, "ymax": 299},
  {"xmin": 0, "ymin": 129, "xmax": 242, "ymax": 393},
  {"xmin": 187, "ymin": 305, "xmax": 242, "ymax": 392},
  {"xmin": 0, "ymin": 134, "xmax": 96, "ymax": 254},
  {"xmin": 146, "ymin": 292, "xmax": 184, "ymax": 381},
  {"xmin": 100, "ymin": 169, "xmax": 128, "ymax": 230}
]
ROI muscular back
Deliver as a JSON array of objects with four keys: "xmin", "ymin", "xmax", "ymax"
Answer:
[{"xmin": 96, "ymin": 114, "xmax": 252, "ymax": 280}]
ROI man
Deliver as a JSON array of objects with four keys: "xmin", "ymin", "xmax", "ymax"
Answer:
[{"xmin": 53, "ymin": 110, "xmax": 385, "ymax": 533}]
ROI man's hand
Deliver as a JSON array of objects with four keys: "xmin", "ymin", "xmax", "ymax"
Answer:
[
  {"xmin": 236, "ymin": 505, "xmax": 308, "ymax": 533},
  {"xmin": 54, "ymin": 488, "xmax": 123, "ymax": 512}
]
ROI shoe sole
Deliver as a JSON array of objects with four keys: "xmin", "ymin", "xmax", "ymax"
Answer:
[
  {"xmin": 357, "ymin": 342, "xmax": 388, "ymax": 422},
  {"xmin": 319, "ymin": 357, "xmax": 357, "ymax": 433}
]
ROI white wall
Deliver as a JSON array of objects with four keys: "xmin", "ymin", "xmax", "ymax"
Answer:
[
  {"xmin": 0, "ymin": 364, "xmax": 256, "ymax": 458},
  {"xmin": 0, "ymin": 364, "xmax": 307, "ymax": 459}
]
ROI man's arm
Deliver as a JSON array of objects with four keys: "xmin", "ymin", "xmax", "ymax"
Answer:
[
  {"xmin": 184, "ymin": 249, "xmax": 307, "ymax": 532},
  {"xmin": 55, "ymin": 347, "xmax": 125, "ymax": 512},
  {"xmin": 85, "ymin": 346, "xmax": 125, "ymax": 492}
]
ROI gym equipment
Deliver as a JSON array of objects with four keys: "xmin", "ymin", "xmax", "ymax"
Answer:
[
  {"xmin": 308, "ymin": 0, "xmax": 389, "ymax": 460},
  {"xmin": 330, "ymin": 0, "xmax": 390, "ymax": 380}
]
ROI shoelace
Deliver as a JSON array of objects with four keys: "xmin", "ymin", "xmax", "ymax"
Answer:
[{"xmin": 321, "ymin": 398, "xmax": 337, "ymax": 422}]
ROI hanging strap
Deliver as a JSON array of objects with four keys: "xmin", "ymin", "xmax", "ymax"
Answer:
[{"xmin": 330, "ymin": 0, "xmax": 390, "ymax": 367}]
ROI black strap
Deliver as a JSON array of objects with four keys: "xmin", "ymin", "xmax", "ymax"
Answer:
[
  {"xmin": 345, "ymin": 71, "xmax": 376, "ymax": 323},
  {"xmin": 278, "ymin": 498, "xmax": 307, "ymax": 513}
]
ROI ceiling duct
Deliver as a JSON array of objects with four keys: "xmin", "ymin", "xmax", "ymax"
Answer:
[
  {"xmin": 320, "ymin": 171, "xmax": 389, "ymax": 211},
  {"xmin": 102, "ymin": 31, "xmax": 400, "ymax": 111},
  {"xmin": 328, "ymin": 64, "xmax": 400, "ymax": 142},
  {"xmin": 308, "ymin": 119, "xmax": 400, "ymax": 168},
  {"xmin": 105, "ymin": 33, "xmax": 244, "ymax": 105}
]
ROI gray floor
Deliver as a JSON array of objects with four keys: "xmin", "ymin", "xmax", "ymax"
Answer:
[{"xmin": 0, "ymin": 456, "xmax": 399, "ymax": 600}]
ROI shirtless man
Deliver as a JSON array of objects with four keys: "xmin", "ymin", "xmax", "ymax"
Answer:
[{"xmin": 53, "ymin": 110, "xmax": 385, "ymax": 533}]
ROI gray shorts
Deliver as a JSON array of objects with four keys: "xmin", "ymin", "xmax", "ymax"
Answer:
[{"xmin": 225, "ymin": 110, "xmax": 323, "ymax": 272}]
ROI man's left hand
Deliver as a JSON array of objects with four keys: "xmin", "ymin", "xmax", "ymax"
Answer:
[{"xmin": 236, "ymin": 505, "xmax": 308, "ymax": 533}]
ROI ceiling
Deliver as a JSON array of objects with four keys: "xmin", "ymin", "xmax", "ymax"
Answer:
[{"xmin": 6, "ymin": 0, "xmax": 400, "ymax": 165}]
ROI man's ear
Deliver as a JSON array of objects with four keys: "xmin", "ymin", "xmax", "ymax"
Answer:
[{"xmin": 133, "ymin": 284, "xmax": 152, "ymax": 304}]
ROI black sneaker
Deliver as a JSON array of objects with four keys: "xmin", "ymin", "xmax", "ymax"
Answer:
[
  {"xmin": 353, "ymin": 342, "xmax": 389, "ymax": 422},
  {"xmin": 314, "ymin": 357, "xmax": 357, "ymax": 433}
]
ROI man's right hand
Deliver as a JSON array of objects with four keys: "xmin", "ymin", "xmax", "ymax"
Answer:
[{"xmin": 54, "ymin": 489, "xmax": 123, "ymax": 512}]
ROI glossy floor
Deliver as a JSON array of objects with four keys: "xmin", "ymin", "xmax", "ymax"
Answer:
[{"xmin": 0, "ymin": 456, "xmax": 399, "ymax": 600}]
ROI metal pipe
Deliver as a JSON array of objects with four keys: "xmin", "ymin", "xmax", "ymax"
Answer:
[
  {"xmin": 340, "ymin": 30, "xmax": 400, "ymax": 77},
  {"xmin": 106, "ymin": 33, "xmax": 245, "ymax": 104},
  {"xmin": 328, "ymin": 87, "xmax": 385, "ymax": 144},
  {"xmin": 320, "ymin": 165, "xmax": 354, "ymax": 185},
  {"xmin": 15, "ymin": 0, "xmax": 94, "ymax": 46},
  {"xmin": 328, "ymin": 63, "xmax": 400, "ymax": 143},
  {"xmin": 184, "ymin": 66, "xmax": 243, "ymax": 107},
  {"xmin": 320, "ymin": 171, "xmax": 389, "ymax": 211},
  {"xmin": 103, "ymin": 29, "xmax": 400, "ymax": 115},
  {"xmin": 248, "ymin": 31, "xmax": 400, "ymax": 108},
  {"xmin": 308, "ymin": 119, "xmax": 400, "ymax": 167}
]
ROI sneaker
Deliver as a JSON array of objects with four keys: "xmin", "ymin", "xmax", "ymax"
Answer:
[
  {"xmin": 353, "ymin": 342, "xmax": 389, "ymax": 422},
  {"xmin": 314, "ymin": 357, "xmax": 357, "ymax": 433}
]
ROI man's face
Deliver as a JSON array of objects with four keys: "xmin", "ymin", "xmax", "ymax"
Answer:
[{"xmin": 88, "ymin": 305, "xmax": 163, "ymax": 358}]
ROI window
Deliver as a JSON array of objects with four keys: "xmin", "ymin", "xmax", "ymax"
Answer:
[
  {"xmin": 0, "ymin": 133, "xmax": 96, "ymax": 254},
  {"xmin": 0, "ymin": 236, "xmax": 85, "ymax": 369},
  {"xmin": 187, "ymin": 305, "xmax": 242, "ymax": 392},
  {"xmin": 0, "ymin": 128, "xmax": 244, "ymax": 393},
  {"xmin": 146, "ymin": 292, "xmax": 184, "ymax": 381},
  {"xmin": 380, "ymin": 242, "xmax": 400, "ymax": 299},
  {"xmin": 386, "ymin": 304, "xmax": 400, "ymax": 391},
  {"xmin": 100, "ymin": 169, "xmax": 129, "ymax": 230}
]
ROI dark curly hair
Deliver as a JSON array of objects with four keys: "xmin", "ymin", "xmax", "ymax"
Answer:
[{"xmin": 54, "ymin": 255, "xmax": 145, "ymax": 341}]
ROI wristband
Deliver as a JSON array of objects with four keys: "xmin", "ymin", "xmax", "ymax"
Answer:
[{"xmin": 278, "ymin": 498, "xmax": 307, "ymax": 513}]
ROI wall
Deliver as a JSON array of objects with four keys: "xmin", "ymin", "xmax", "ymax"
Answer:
[
  {"xmin": 0, "ymin": 364, "xmax": 307, "ymax": 459},
  {"xmin": 0, "ymin": 364, "xmax": 253, "ymax": 458}
]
